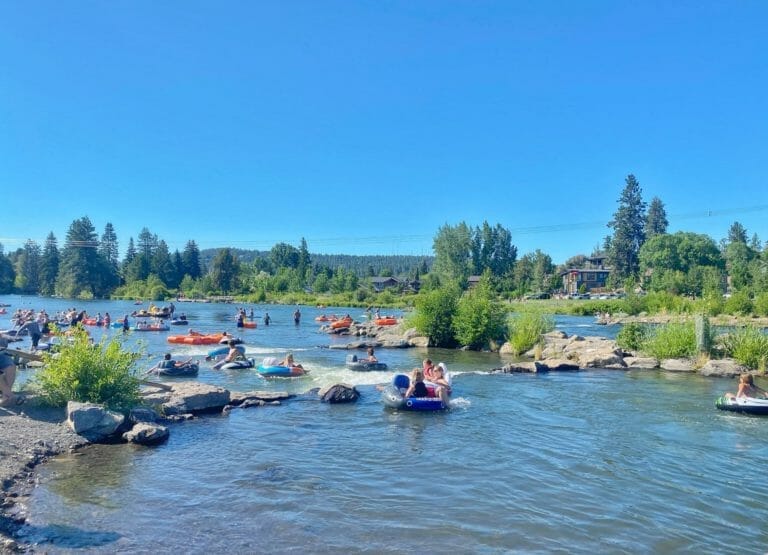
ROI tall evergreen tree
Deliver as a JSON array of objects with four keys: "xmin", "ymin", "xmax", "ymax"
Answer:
[
  {"xmin": 645, "ymin": 196, "xmax": 668, "ymax": 239},
  {"xmin": 0, "ymin": 244, "xmax": 15, "ymax": 294},
  {"xmin": 297, "ymin": 237, "xmax": 311, "ymax": 283},
  {"xmin": 209, "ymin": 248, "xmax": 240, "ymax": 293},
  {"xmin": 15, "ymin": 240, "xmax": 41, "ymax": 294},
  {"xmin": 727, "ymin": 221, "xmax": 748, "ymax": 244},
  {"xmin": 607, "ymin": 174, "xmax": 647, "ymax": 282},
  {"xmin": 170, "ymin": 250, "xmax": 184, "ymax": 289},
  {"xmin": 39, "ymin": 232, "xmax": 60, "ymax": 296},
  {"xmin": 56, "ymin": 216, "xmax": 109, "ymax": 298},
  {"xmin": 151, "ymin": 240, "xmax": 174, "ymax": 286},
  {"xmin": 181, "ymin": 240, "xmax": 202, "ymax": 279}
]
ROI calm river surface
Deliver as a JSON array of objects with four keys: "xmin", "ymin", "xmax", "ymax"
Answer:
[{"xmin": 3, "ymin": 296, "xmax": 767, "ymax": 553}]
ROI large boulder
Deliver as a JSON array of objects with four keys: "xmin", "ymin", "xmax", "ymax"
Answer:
[
  {"xmin": 319, "ymin": 383, "xmax": 360, "ymax": 403},
  {"xmin": 623, "ymin": 357, "xmax": 659, "ymax": 369},
  {"xmin": 534, "ymin": 359, "xmax": 580, "ymax": 372},
  {"xmin": 490, "ymin": 361, "xmax": 538, "ymax": 373},
  {"xmin": 660, "ymin": 358, "xmax": 697, "ymax": 372},
  {"xmin": 66, "ymin": 401, "xmax": 125, "ymax": 441},
  {"xmin": 698, "ymin": 359, "xmax": 748, "ymax": 378},
  {"xmin": 123, "ymin": 423, "xmax": 169, "ymax": 446},
  {"xmin": 160, "ymin": 382, "xmax": 231, "ymax": 415}
]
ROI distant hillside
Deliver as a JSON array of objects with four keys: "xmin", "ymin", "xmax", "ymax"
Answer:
[{"xmin": 200, "ymin": 248, "xmax": 432, "ymax": 277}]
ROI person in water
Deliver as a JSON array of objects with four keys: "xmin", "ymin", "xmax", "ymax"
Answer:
[
  {"xmin": 430, "ymin": 362, "xmax": 452, "ymax": 405},
  {"xmin": 0, "ymin": 338, "xmax": 22, "ymax": 407},
  {"xmin": 293, "ymin": 308, "xmax": 301, "ymax": 325},
  {"xmin": 404, "ymin": 368, "xmax": 428, "ymax": 398},
  {"xmin": 366, "ymin": 346, "xmax": 378, "ymax": 363},
  {"xmin": 279, "ymin": 353, "xmax": 303, "ymax": 369},
  {"xmin": 422, "ymin": 358, "xmax": 436, "ymax": 381},
  {"xmin": 263, "ymin": 312, "xmax": 271, "ymax": 326},
  {"xmin": 213, "ymin": 340, "xmax": 245, "ymax": 370},
  {"xmin": 726, "ymin": 373, "xmax": 768, "ymax": 399}
]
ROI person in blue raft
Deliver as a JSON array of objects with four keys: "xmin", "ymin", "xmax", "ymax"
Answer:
[{"xmin": 404, "ymin": 368, "xmax": 429, "ymax": 398}]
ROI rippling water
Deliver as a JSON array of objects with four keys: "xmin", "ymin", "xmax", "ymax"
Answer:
[{"xmin": 4, "ymin": 296, "xmax": 767, "ymax": 553}]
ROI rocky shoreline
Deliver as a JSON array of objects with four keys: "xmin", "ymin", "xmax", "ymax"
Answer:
[{"xmin": 0, "ymin": 322, "xmax": 756, "ymax": 552}]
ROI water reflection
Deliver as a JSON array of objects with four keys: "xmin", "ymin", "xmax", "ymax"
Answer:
[{"xmin": 45, "ymin": 444, "xmax": 134, "ymax": 507}]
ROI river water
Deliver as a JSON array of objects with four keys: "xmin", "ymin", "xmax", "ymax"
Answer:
[{"xmin": 3, "ymin": 296, "xmax": 767, "ymax": 553}]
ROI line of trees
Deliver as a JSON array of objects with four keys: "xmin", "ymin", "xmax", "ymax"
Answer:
[{"xmin": 2, "ymin": 175, "xmax": 767, "ymax": 309}]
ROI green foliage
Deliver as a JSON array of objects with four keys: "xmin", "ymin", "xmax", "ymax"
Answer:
[
  {"xmin": 453, "ymin": 280, "xmax": 507, "ymax": 349},
  {"xmin": 506, "ymin": 312, "xmax": 554, "ymax": 356},
  {"xmin": 33, "ymin": 327, "xmax": 142, "ymax": 412},
  {"xmin": 753, "ymin": 292, "xmax": 768, "ymax": 317},
  {"xmin": 720, "ymin": 326, "xmax": 768, "ymax": 371},
  {"xmin": 607, "ymin": 174, "xmax": 647, "ymax": 281},
  {"xmin": 412, "ymin": 285, "xmax": 460, "ymax": 347},
  {"xmin": 616, "ymin": 322, "xmax": 650, "ymax": 351},
  {"xmin": 640, "ymin": 321, "xmax": 696, "ymax": 359},
  {"xmin": 724, "ymin": 291, "xmax": 753, "ymax": 316}
]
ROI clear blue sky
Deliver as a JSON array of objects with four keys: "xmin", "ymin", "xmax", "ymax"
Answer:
[{"xmin": 2, "ymin": 1, "xmax": 766, "ymax": 264}]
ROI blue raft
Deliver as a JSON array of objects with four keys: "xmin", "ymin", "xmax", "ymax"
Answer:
[{"xmin": 381, "ymin": 374, "xmax": 448, "ymax": 411}]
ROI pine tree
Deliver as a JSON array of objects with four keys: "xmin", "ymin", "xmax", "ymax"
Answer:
[
  {"xmin": 39, "ymin": 232, "xmax": 60, "ymax": 296},
  {"xmin": 607, "ymin": 174, "xmax": 647, "ymax": 282},
  {"xmin": 645, "ymin": 197, "xmax": 668, "ymax": 239}
]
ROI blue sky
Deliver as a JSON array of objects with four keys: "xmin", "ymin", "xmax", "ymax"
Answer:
[{"xmin": 1, "ymin": 1, "xmax": 766, "ymax": 264}]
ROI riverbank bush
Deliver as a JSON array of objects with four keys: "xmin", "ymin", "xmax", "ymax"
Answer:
[
  {"xmin": 34, "ymin": 327, "xmax": 142, "ymax": 412},
  {"xmin": 720, "ymin": 326, "xmax": 768, "ymax": 371},
  {"xmin": 412, "ymin": 285, "xmax": 460, "ymax": 348},
  {"xmin": 616, "ymin": 322, "xmax": 650, "ymax": 351},
  {"xmin": 453, "ymin": 283, "xmax": 507, "ymax": 350},
  {"xmin": 640, "ymin": 321, "xmax": 696, "ymax": 359},
  {"xmin": 506, "ymin": 313, "xmax": 554, "ymax": 356}
]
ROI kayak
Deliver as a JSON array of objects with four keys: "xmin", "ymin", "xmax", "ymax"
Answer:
[
  {"xmin": 381, "ymin": 374, "xmax": 448, "ymax": 411},
  {"xmin": 715, "ymin": 395, "xmax": 768, "ymax": 415},
  {"xmin": 345, "ymin": 354, "xmax": 388, "ymax": 371}
]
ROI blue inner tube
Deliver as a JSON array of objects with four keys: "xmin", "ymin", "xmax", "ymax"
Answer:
[
  {"xmin": 381, "ymin": 374, "xmax": 447, "ymax": 411},
  {"xmin": 257, "ymin": 365, "xmax": 306, "ymax": 377},
  {"xmin": 346, "ymin": 361, "xmax": 388, "ymax": 371},
  {"xmin": 207, "ymin": 345, "xmax": 245, "ymax": 360},
  {"xmin": 153, "ymin": 362, "xmax": 199, "ymax": 377}
]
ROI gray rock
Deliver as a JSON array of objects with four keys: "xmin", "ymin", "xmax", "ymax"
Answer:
[
  {"xmin": 579, "ymin": 350, "xmax": 627, "ymax": 368},
  {"xmin": 660, "ymin": 358, "xmax": 696, "ymax": 372},
  {"xmin": 66, "ymin": 402, "xmax": 125, "ymax": 441},
  {"xmin": 161, "ymin": 382, "xmax": 231, "ymax": 415},
  {"xmin": 698, "ymin": 359, "xmax": 748, "ymax": 378},
  {"xmin": 129, "ymin": 407, "xmax": 159, "ymax": 424},
  {"xmin": 491, "ymin": 361, "xmax": 538, "ymax": 373},
  {"xmin": 122, "ymin": 423, "xmax": 169, "ymax": 445},
  {"xmin": 229, "ymin": 390, "xmax": 294, "ymax": 404},
  {"xmin": 623, "ymin": 357, "xmax": 659, "ymax": 369},
  {"xmin": 318, "ymin": 383, "xmax": 360, "ymax": 403},
  {"xmin": 408, "ymin": 336, "xmax": 430, "ymax": 347},
  {"xmin": 534, "ymin": 359, "xmax": 580, "ymax": 372}
]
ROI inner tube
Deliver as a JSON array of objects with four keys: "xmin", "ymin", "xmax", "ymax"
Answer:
[
  {"xmin": 150, "ymin": 362, "xmax": 199, "ymax": 377},
  {"xmin": 256, "ymin": 365, "xmax": 307, "ymax": 377},
  {"xmin": 381, "ymin": 374, "xmax": 447, "ymax": 411},
  {"xmin": 715, "ymin": 395, "xmax": 768, "ymax": 415},
  {"xmin": 220, "ymin": 358, "xmax": 255, "ymax": 370},
  {"xmin": 206, "ymin": 344, "xmax": 245, "ymax": 361},
  {"xmin": 219, "ymin": 337, "xmax": 243, "ymax": 345},
  {"xmin": 345, "ymin": 355, "xmax": 387, "ymax": 371}
]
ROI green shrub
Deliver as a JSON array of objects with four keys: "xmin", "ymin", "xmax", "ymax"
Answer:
[
  {"xmin": 641, "ymin": 321, "xmax": 696, "ymax": 359},
  {"xmin": 412, "ymin": 285, "xmax": 460, "ymax": 347},
  {"xmin": 720, "ymin": 326, "xmax": 768, "ymax": 371},
  {"xmin": 724, "ymin": 291, "xmax": 753, "ymax": 316},
  {"xmin": 453, "ymin": 287, "xmax": 507, "ymax": 350},
  {"xmin": 507, "ymin": 313, "xmax": 554, "ymax": 356},
  {"xmin": 616, "ymin": 322, "xmax": 650, "ymax": 352},
  {"xmin": 33, "ymin": 327, "xmax": 142, "ymax": 412},
  {"xmin": 753, "ymin": 292, "xmax": 768, "ymax": 317}
]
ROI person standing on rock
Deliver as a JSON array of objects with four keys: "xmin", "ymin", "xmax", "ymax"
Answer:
[{"xmin": 0, "ymin": 338, "xmax": 21, "ymax": 407}]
